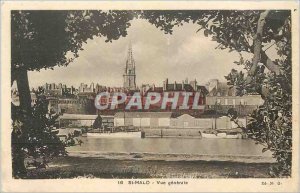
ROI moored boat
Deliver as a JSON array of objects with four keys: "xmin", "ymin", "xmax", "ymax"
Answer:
[
  {"xmin": 202, "ymin": 131, "xmax": 242, "ymax": 139},
  {"xmin": 226, "ymin": 134, "xmax": 242, "ymax": 139}
]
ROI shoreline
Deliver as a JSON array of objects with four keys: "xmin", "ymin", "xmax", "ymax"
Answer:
[
  {"xmin": 66, "ymin": 151, "xmax": 275, "ymax": 164},
  {"xmin": 26, "ymin": 139, "xmax": 276, "ymax": 179},
  {"xmin": 25, "ymin": 150, "xmax": 276, "ymax": 179},
  {"xmin": 27, "ymin": 156, "xmax": 276, "ymax": 179}
]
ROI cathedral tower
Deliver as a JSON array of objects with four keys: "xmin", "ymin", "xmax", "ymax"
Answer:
[{"xmin": 123, "ymin": 44, "xmax": 136, "ymax": 90}]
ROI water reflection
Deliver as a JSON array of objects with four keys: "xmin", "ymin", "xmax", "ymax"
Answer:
[{"xmin": 67, "ymin": 137, "xmax": 272, "ymax": 157}]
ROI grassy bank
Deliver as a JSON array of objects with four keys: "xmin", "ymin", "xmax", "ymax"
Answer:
[{"xmin": 27, "ymin": 156, "xmax": 275, "ymax": 179}]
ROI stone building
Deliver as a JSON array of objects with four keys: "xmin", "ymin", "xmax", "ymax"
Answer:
[
  {"xmin": 43, "ymin": 83, "xmax": 76, "ymax": 97},
  {"xmin": 114, "ymin": 112, "xmax": 172, "ymax": 128},
  {"xmin": 170, "ymin": 114, "xmax": 212, "ymax": 129},
  {"xmin": 47, "ymin": 97, "xmax": 96, "ymax": 115},
  {"xmin": 205, "ymin": 79, "xmax": 264, "ymax": 116},
  {"xmin": 58, "ymin": 113, "xmax": 113, "ymax": 128}
]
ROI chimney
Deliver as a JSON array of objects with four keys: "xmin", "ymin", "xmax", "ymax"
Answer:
[{"xmin": 164, "ymin": 78, "xmax": 168, "ymax": 91}]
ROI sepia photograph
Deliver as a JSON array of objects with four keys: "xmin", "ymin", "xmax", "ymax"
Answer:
[{"xmin": 1, "ymin": 1, "xmax": 299, "ymax": 192}]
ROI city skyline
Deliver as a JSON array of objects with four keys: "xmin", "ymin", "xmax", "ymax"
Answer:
[
  {"xmin": 26, "ymin": 19, "xmax": 249, "ymax": 89},
  {"xmin": 7, "ymin": 7, "xmax": 294, "ymax": 185}
]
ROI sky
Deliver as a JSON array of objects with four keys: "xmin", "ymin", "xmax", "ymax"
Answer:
[{"xmin": 28, "ymin": 18, "xmax": 247, "ymax": 89}]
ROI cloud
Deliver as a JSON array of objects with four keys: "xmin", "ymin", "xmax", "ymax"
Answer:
[{"xmin": 28, "ymin": 19, "xmax": 243, "ymax": 89}]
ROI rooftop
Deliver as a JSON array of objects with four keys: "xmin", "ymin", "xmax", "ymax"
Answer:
[
  {"xmin": 114, "ymin": 112, "xmax": 173, "ymax": 118},
  {"xmin": 59, "ymin": 114, "xmax": 113, "ymax": 120}
]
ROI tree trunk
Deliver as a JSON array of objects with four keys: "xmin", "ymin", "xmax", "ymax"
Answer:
[
  {"xmin": 16, "ymin": 69, "xmax": 32, "ymax": 112},
  {"xmin": 11, "ymin": 68, "xmax": 32, "ymax": 178},
  {"xmin": 246, "ymin": 10, "xmax": 270, "ymax": 86},
  {"xmin": 11, "ymin": 131, "xmax": 27, "ymax": 178}
]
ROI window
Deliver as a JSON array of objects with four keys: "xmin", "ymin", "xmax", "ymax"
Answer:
[
  {"xmin": 172, "ymin": 121, "xmax": 177, "ymax": 126},
  {"xmin": 183, "ymin": 122, "xmax": 188, "ymax": 127},
  {"xmin": 241, "ymin": 99, "xmax": 245, "ymax": 105}
]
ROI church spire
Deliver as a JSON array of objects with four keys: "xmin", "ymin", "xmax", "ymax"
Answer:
[
  {"xmin": 123, "ymin": 43, "xmax": 136, "ymax": 90},
  {"xmin": 126, "ymin": 42, "xmax": 135, "ymax": 70}
]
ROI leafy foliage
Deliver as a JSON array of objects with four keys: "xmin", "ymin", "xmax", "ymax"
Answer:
[
  {"xmin": 225, "ymin": 11, "xmax": 292, "ymax": 176},
  {"xmin": 11, "ymin": 10, "xmax": 293, "ymax": 177},
  {"xmin": 11, "ymin": 10, "xmax": 136, "ymax": 177},
  {"xmin": 11, "ymin": 10, "xmax": 135, "ymax": 77},
  {"xmin": 141, "ymin": 10, "xmax": 292, "ymax": 176},
  {"xmin": 12, "ymin": 88, "xmax": 66, "ymax": 178},
  {"xmin": 246, "ymin": 22, "xmax": 292, "ymax": 176}
]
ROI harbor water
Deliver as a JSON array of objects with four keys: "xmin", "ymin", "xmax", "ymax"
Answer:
[{"xmin": 67, "ymin": 137, "xmax": 273, "ymax": 157}]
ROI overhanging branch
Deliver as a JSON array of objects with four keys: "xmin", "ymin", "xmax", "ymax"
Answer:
[
  {"xmin": 246, "ymin": 10, "xmax": 275, "ymax": 89},
  {"xmin": 260, "ymin": 50, "xmax": 282, "ymax": 75},
  {"xmin": 249, "ymin": 10, "xmax": 270, "ymax": 77}
]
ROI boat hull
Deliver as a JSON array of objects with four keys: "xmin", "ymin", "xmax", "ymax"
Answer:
[{"xmin": 202, "ymin": 133, "xmax": 242, "ymax": 139}]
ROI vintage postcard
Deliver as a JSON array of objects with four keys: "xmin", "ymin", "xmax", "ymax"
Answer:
[{"xmin": 0, "ymin": 0, "xmax": 299, "ymax": 192}]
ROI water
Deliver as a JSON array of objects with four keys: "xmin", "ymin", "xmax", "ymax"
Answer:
[{"xmin": 67, "ymin": 137, "xmax": 272, "ymax": 157}]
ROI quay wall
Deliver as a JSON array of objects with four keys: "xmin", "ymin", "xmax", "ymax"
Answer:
[{"xmin": 143, "ymin": 128, "xmax": 205, "ymax": 138}]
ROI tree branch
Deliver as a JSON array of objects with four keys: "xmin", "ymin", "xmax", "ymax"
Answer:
[
  {"xmin": 245, "ymin": 10, "xmax": 273, "ymax": 87},
  {"xmin": 260, "ymin": 50, "xmax": 282, "ymax": 75},
  {"xmin": 249, "ymin": 10, "xmax": 270, "ymax": 76}
]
